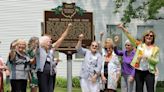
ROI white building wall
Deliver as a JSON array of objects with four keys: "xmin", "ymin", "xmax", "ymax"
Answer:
[
  {"xmin": 0, "ymin": 0, "xmax": 164, "ymax": 81},
  {"xmin": 0, "ymin": 0, "xmax": 55, "ymax": 60}
]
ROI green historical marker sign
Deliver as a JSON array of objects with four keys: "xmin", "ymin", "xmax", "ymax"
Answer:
[{"xmin": 44, "ymin": 3, "xmax": 93, "ymax": 51}]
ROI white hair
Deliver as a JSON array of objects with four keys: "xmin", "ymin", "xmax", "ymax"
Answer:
[
  {"xmin": 39, "ymin": 36, "xmax": 50, "ymax": 47},
  {"xmin": 125, "ymin": 40, "xmax": 130, "ymax": 44},
  {"xmin": 125, "ymin": 40, "xmax": 133, "ymax": 46}
]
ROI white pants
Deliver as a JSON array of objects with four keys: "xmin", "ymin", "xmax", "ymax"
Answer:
[{"xmin": 80, "ymin": 78, "xmax": 99, "ymax": 92}]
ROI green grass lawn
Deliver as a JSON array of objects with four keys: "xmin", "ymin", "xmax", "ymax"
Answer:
[
  {"xmin": 4, "ymin": 83, "xmax": 164, "ymax": 92},
  {"xmin": 54, "ymin": 87, "xmax": 120, "ymax": 92},
  {"xmin": 55, "ymin": 87, "xmax": 81, "ymax": 92},
  {"xmin": 4, "ymin": 86, "xmax": 164, "ymax": 92},
  {"xmin": 55, "ymin": 87, "xmax": 164, "ymax": 92}
]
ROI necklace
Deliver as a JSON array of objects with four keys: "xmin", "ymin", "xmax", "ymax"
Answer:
[{"xmin": 105, "ymin": 54, "xmax": 112, "ymax": 62}]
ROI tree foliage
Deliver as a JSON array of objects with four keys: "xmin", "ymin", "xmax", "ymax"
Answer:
[{"xmin": 114, "ymin": 0, "xmax": 164, "ymax": 24}]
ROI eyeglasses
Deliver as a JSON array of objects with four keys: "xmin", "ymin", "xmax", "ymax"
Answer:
[
  {"xmin": 145, "ymin": 34, "xmax": 154, "ymax": 37},
  {"xmin": 91, "ymin": 44, "xmax": 98, "ymax": 48},
  {"xmin": 105, "ymin": 47, "xmax": 113, "ymax": 51},
  {"xmin": 125, "ymin": 44, "xmax": 131, "ymax": 46}
]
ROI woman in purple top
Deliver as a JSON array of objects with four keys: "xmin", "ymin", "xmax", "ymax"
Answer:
[{"xmin": 114, "ymin": 36, "xmax": 135, "ymax": 92}]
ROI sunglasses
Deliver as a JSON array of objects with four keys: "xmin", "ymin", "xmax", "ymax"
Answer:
[
  {"xmin": 105, "ymin": 47, "xmax": 113, "ymax": 51},
  {"xmin": 91, "ymin": 44, "xmax": 98, "ymax": 48},
  {"xmin": 125, "ymin": 44, "xmax": 131, "ymax": 46},
  {"xmin": 145, "ymin": 34, "xmax": 154, "ymax": 37}
]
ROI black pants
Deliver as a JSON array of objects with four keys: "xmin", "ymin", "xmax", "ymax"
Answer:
[
  {"xmin": 10, "ymin": 79, "xmax": 27, "ymax": 92},
  {"xmin": 37, "ymin": 62, "xmax": 54, "ymax": 92},
  {"xmin": 135, "ymin": 69, "xmax": 155, "ymax": 92},
  {"xmin": 53, "ymin": 74, "xmax": 56, "ymax": 90}
]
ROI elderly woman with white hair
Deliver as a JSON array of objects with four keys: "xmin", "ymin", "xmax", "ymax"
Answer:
[
  {"xmin": 76, "ymin": 34, "xmax": 102, "ymax": 92},
  {"xmin": 113, "ymin": 36, "xmax": 135, "ymax": 92},
  {"xmin": 36, "ymin": 23, "xmax": 72, "ymax": 92}
]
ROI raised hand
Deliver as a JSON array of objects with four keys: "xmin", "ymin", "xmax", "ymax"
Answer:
[
  {"xmin": 76, "ymin": 34, "xmax": 84, "ymax": 49},
  {"xmin": 11, "ymin": 41, "xmax": 17, "ymax": 51},
  {"xmin": 78, "ymin": 34, "xmax": 84, "ymax": 41},
  {"xmin": 99, "ymin": 32, "xmax": 104, "ymax": 41},
  {"xmin": 68, "ymin": 23, "xmax": 72, "ymax": 27},
  {"xmin": 100, "ymin": 32, "xmax": 104, "ymax": 37},
  {"xmin": 117, "ymin": 23, "xmax": 124, "ymax": 29},
  {"xmin": 114, "ymin": 35, "xmax": 120, "ymax": 46},
  {"xmin": 117, "ymin": 23, "xmax": 129, "ymax": 33},
  {"xmin": 53, "ymin": 22, "xmax": 73, "ymax": 48}
]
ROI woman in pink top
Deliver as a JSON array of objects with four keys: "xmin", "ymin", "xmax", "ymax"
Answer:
[{"xmin": 0, "ymin": 56, "xmax": 8, "ymax": 92}]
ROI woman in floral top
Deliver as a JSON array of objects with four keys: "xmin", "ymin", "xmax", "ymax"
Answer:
[
  {"xmin": 76, "ymin": 34, "xmax": 102, "ymax": 92},
  {"xmin": 27, "ymin": 37, "xmax": 39, "ymax": 92},
  {"xmin": 101, "ymin": 38, "xmax": 121, "ymax": 92}
]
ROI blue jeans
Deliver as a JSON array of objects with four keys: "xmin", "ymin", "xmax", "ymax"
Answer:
[{"xmin": 121, "ymin": 74, "xmax": 134, "ymax": 92}]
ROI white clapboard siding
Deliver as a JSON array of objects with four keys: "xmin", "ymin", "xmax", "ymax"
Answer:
[
  {"xmin": 57, "ymin": 60, "xmax": 82, "ymax": 77},
  {"xmin": 0, "ymin": 0, "xmax": 55, "ymax": 61},
  {"xmin": 0, "ymin": 0, "xmax": 65, "ymax": 76},
  {"xmin": 56, "ymin": 52, "xmax": 82, "ymax": 77}
]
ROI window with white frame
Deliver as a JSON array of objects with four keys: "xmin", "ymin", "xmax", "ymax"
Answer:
[{"xmin": 137, "ymin": 25, "xmax": 154, "ymax": 40}]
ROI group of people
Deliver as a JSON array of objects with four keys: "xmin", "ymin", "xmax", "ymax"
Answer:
[
  {"xmin": 0, "ymin": 23, "xmax": 72, "ymax": 92},
  {"xmin": 0, "ymin": 23, "xmax": 160, "ymax": 92},
  {"xmin": 76, "ymin": 23, "xmax": 159, "ymax": 92}
]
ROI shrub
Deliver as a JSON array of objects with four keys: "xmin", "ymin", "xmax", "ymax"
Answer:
[
  {"xmin": 55, "ymin": 76, "xmax": 80, "ymax": 88},
  {"xmin": 55, "ymin": 77, "xmax": 67, "ymax": 88},
  {"xmin": 72, "ymin": 76, "xmax": 80, "ymax": 88},
  {"xmin": 157, "ymin": 81, "xmax": 164, "ymax": 87},
  {"xmin": 4, "ymin": 81, "xmax": 10, "ymax": 92}
]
